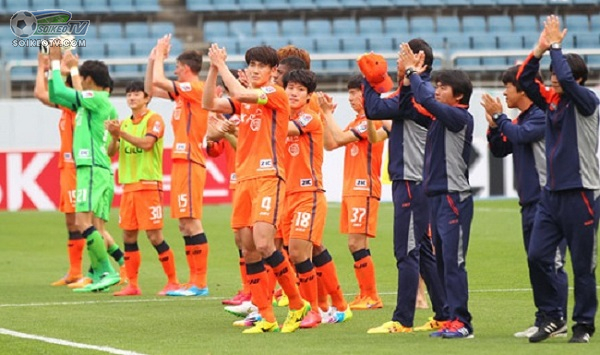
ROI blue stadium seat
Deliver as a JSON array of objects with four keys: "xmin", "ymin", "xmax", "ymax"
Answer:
[
  {"xmin": 367, "ymin": 35, "xmax": 396, "ymax": 52},
  {"xmin": 574, "ymin": 33, "xmax": 600, "ymax": 48},
  {"xmin": 446, "ymin": 0, "xmax": 471, "ymax": 5},
  {"xmin": 564, "ymin": 14, "xmax": 589, "ymax": 32},
  {"xmin": 445, "ymin": 33, "xmax": 471, "ymax": 52},
  {"xmin": 471, "ymin": 33, "xmax": 497, "ymax": 50},
  {"xmin": 462, "ymin": 16, "xmax": 487, "ymax": 33},
  {"xmin": 410, "ymin": 16, "xmax": 435, "ymax": 34},
  {"xmin": 229, "ymin": 20, "xmax": 253, "ymax": 38},
  {"xmin": 110, "ymin": 0, "xmax": 136, "ymax": 13},
  {"xmin": 590, "ymin": 14, "xmax": 600, "ymax": 32},
  {"xmin": 135, "ymin": 0, "xmax": 161, "ymax": 12},
  {"xmin": 437, "ymin": 16, "xmax": 461, "ymax": 33},
  {"xmin": 324, "ymin": 59, "xmax": 352, "ymax": 73},
  {"xmin": 133, "ymin": 39, "xmax": 155, "ymax": 57},
  {"xmin": 306, "ymin": 19, "xmax": 332, "ymax": 37},
  {"xmin": 496, "ymin": 0, "xmax": 522, "ymax": 4},
  {"xmin": 261, "ymin": 37, "xmax": 289, "ymax": 50},
  {"xmin": 315, "ymin": 0, "xmax": 342, "ymax": 9},
  {"xmin": 57, "ymin": 0, "xmax": 85, "ymax": 14},
  {"xmin": 281, "ymin": 19, "xmax": 305, "ymax": 37},
  {"xmin": 240, "ymin": 0, "xmax": 264, "ymax": 11},
  {"xmin": 255, "ymin": 20, "xmax": 279, "ymax": 38},
  {"xmin": 315, "ymin": 38, "xmax": 341, "ymax": 53},
  {"xmin": 265, "ymin": 0, "xmax": 292, "ymax": 10},
  {"xmin": 187, "ymin": 0, "xmax": 215, "ymax": 12},
  {"xmin": 421, "ymin": 34, "xmax": 445, "ymax": 52},
  {"xmin": 31, "ymin": 0, "xmax": 57, "ymax": 10},
  {"xmin": 513, "ymin": 15, "xmax": 538, "ymax": 32},
  {"xmin": 170, "ymin": 37, "xmax": 184, "ymax": 55},
  {"xmin": 384, "ymin": 17, "xmax": 408, "ymax": 35},
  {"xmin": 340, "ymin": 36, "xmax": 367, "ymax": 53},
  {"xmin": 573, "ymin": 0, "xmax": 599, "ymax": 3},
  {"xmin": 125, "ymin": 22, "xmax": 151, "ymax": 39},
  {"xmin": 214, "ymin": 0, "xmax": 238, "ymax": 11},
  {"xmin": 204, "ymin": 21, "xmax": 229, "ymax": 39},
  {"xmin": 521, "ymin": 0, "xmax": 546, "ymax": 4},
  {"xmin": 99, "ymin": 23, "xmax": 123, "ymax": 39},
  {"xmin": 209, "ymin": 37, "xmax": 239, "ymax": 54},
  {"xmin": 488, "ymin": 16, "xmax": 512, "ymax": 33},
  {"xmin": 420, "ymin": 0, "xmax": 445, "ymax": 5},
  {"xmin": 497, "ymin": 31, "xmax": 523, "ymax": 49},
  {"xmin": 288, "ymin": 37, "xmax": 315, "ymax": 52},
  {"xmin": 358, "ymin": 17, "xmax": 383, "ymax": 36},
  {"xmin": 150, "ymin": 22, "xmax": 175, "ymax": 37},
  {"xmin": 84, "ymin": 0, "xmax": 110, "ymax": 13},
  {"xmin": 393, "ymin": 0, "xmax": 420, "ymax": 5},
  {"xmin": 289, "ymin": 0, "xmax": 317, "ymax": 9},
  {"xmin": 368, "ymin": 0, "xmax": 393, "ymax": 7},
  {"xmin": 333, "ymin": 18, "xmax": 357, "ymax": 36},
  {"xmin": 81, "ymin": 40, "xmax": 106, "ymax": 59},
  {"xmin": 471, "ymin": 0, "xmax": 496, "ymax": 4},
  {"xmin": 339, "ymin": 0, "xmax": 366, "ymax": 8}
]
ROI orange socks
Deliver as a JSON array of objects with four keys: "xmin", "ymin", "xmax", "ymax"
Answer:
[
  {"xmin": 352, "ymin": 249, "xmax": 378, "ymax": 299},
  {"xmin": 123, "ymin": 243, "xmax": 141, "ymax": 288},
  {"xmin": 67, "ymin": 232, "xmax": 85, "ymax": 277},
  {"xmin": 265, "ymin": 250, "xmax": 303, "ymax": 310},
  {"xmin": 314, "ymin": 249, "xmax": 348, "ymax": 310},
  {"xmin": 246, "ymin": 261, "xmax": 276, "ymax": 323},
  {"xmin": 155, "ymin": 241, "xmax": 178, "ymax": 284},
  {"xmin": 296, "ymin": 259, "xmax": 319, "ymax": 311},
  {"xmin": 238, "ymin": 250, "xmax": 250, "ymax": 294},
  {"xmin": 184, "ymin": 233, "xmax": 209, "ymax": 288}
]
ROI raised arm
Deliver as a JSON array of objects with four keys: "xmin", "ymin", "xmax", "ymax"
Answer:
[
  {"xmin": 317, "ymin": 92, "xmax": 360, "ymax": 149},
  {"xmin": 152, "ymin": 34, "xmax": 176, "ymax": 94},
  {"xmin": 202, "ymin": 59, "xmax": 234, "ymax": 113},
  {"xmin": 34, "ymin": 53, "xmax": 54, "ymax": 107},
  {"xmin": 367, "ymin": 120, "xmax": 390, "ymax": 143},
  {"xmin": 362, "ymin": 78, "xmax": 401, "ymax": 120},
  {"xmin": 145, "ymin": 46, "xmax": 170, "ymax": 100},
  {"xmin": 47, "ymin": 43, "xmax": 79, "ymax": 108}
]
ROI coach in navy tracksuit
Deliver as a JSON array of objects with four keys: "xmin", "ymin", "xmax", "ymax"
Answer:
[
  {"xmin": 363, "ymin": 38, "xmax": 448, "ymax": 334},
  {"xmin": 484, "ymin": 66, "xmax": 568, "ymax": 338},
  {"xmin": 399, "ymin": 43, "xmax": 474, "ymax": 339},
  {"xmin": 518, "ymin": 15, "xmax": 600, "ymax": 344}
]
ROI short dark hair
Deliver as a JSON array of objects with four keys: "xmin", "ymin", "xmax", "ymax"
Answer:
[
  {"xmin": 79, "ymin": 60, "xmax": 112, "ymax": 89},
  {"xmin": 280, "ymin": 56, "xmax": 307, "ymax": 71},
  {"xmin": 283, "ymin": 69, "xmax": 317, "ymax": 94},
  {"xmin": 549, "ymin": 53, "xmax": 588, "ymax": 86},
  {"xmin": 347, "ymin": 74, "xmax": 362, "ymax": 90},
  {"xmin": 245, "ymin": 45, "xmax": 279, "ymax": 67},
  {"xmin": 125, "ymin": 80, "xmax": 148, "ymax": 97},
  {"xmin": 432, "ymin": 69, "xmax": 473, "ymax": 106},
  {"xmin": 408, "ymin": 38, "xmax": 434, "ymax": 73},
  {"xmin": 177, "ymin": 50, "xmax": 203, "ymax": 74},
  {"xmin": 65, "ymin": 73, "xmax": 73, "ymax": 88}
]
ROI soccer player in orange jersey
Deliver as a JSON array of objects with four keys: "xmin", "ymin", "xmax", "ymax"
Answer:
[
  {"xmin": 203, "ymin": 44, "xmax": 309, "ymax": 334},
  {"xmin": 106, "ymin": 81, "xmax": 179, "ymax": 297},
  {"xmin": 145, "ymin": 34, "xmax": 209, "ymax": 296},
  {"xmin": 318, "ymin": 75, "xmax": 385, "ymax": 310},
  {"xmin": 34, "ymin": 52, "xmax": 83, "ymax": 286}
]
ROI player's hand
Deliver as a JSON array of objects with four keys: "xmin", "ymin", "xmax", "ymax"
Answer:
[
  {"xmin": 480, "ymin": 93, "xmax": 503, "ymax": 116},
  {"xmin": 48, "ymin": 38, "xmax": 62, "ymax": 62},
  {"xmin": 208, "ymin": 43, "xmax": 227, "ymax": 68},
  {"xmin": 317, "ymin": 92, "xmax": 335, "ymax": 113},
  {"xmin": 399, "ymin": 43, "xmax": 427, "ymax": 75},
  {"xmin": 543, "ymin": 15, "xmax": 567, "ymax": 45},
  {"xmin": 237, "ymin": 69, "xmax": 249, "ymax": 88},
  {"xmin": 105, "ymin": 120, "xmax": 121, "ymax": 138},
  {"xmin": 62, "ymin": 50, "xmax": 79, "ymax": 69},
  {"xmin": 37, "ymin": 52, "xmax": 49, "ymax": 70},
  {"xmin": 149, "ymin": 46, "xmax": 157, "ymax": 61},
  {"xmin": 156, "ymin": 34, "xmax": 171, "ymax": 58}
]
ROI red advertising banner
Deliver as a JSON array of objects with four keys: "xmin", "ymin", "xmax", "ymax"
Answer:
[{"xmin": 0, "ymin": 149, "xmax": 231, "ymax": 211}]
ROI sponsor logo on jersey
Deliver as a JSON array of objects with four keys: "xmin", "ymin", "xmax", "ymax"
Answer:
[
  {"xmin": 288, "ymin": 143, "xmax": 300, "ymax": 157},
  {"xmin": 124, "ymin": 146, "xmax": 143, "ymax": 154},
  {"xmin": 78, "ymin": 149, "xmax": 90, "ymax": 158},
  {"xmin": 82, "ymin": 90, "xmax": 94, "ymax": 98},
  {"xmin": 259, "ymin": 159, "xmax": 273, "ymax": 168},
  {"xmin": 262, "ymin": 86, "xmax": 276, "ymax": 94},
  {"xmin": 300, "ymin": 179, "xmax": 313, "ymax": 186},
  {"xmin": 356, "ymin": 121, "xmax": 367, "ymax": 134},
  {"xmin": 355, "ymin": 179, "xmax": 367, "ymax": 187},
  {"xmin": 175, "ymin": 143, "xmax": 186, "ymax": 152},
  {"xmin": 179, "ymin": 82, "xmax": 192, "ymax": 92},
  {"xmin": 298, "ymin": 114, "xmax": 312, "ymax": 127}
]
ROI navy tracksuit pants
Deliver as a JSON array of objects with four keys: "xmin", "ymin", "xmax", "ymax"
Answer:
[
  {"xmin": 429, "ymin": 192, "xmax": 473, "ymax": 332},
  {"xmin": 528, "ymin": 189, "xmax": 599, "ymax": 327},
  {"xmin": 392, "ymin": 180, "xmax": 447, "ymax": 327},
  {"xmin": 521, "ymin": 202, "xmax": 568, "ymax": 327}
]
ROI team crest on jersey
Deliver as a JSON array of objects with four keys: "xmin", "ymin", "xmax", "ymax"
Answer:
[
  {"xmin": 262, "ymin": 86, "xmax": 276, "ymax": 94},
  {"xmin": 175, "ymin": 143, "xmax": 186, "ymax": 152},
  {"xmin": 300, "ymin": 179, "xmax": 313, "ymax": 186},
  {"xmin": 350, "ymin": 144, "xmax": 359, "ymax": 157},
  {"xmin": 78, "ymin": 149, "xmax": 90, "ymax": 158},
  {"xmin": 179, "ymin": 82, "xmax": 192, "ymax": 92},
  {"xmin": 355, "ymin": 179, "xmax": 367, "ymax": 187},
  {"xmin": 250, "ymin": 118, "xmax": 261, "ymax": 131},
  {"xmin": 356, "ymin": 121, "xmax": 368, "ymax": 134},
  {"xmin": 82, "ymin": 91, "xmax": 94, "ymax": 98},
  {"xmin": 298, "ymin": 114, "xmax": 313, "ymax": 127},
  {"xmin": 288, "ymin": 143, "xmax": 300, "ymax": 156}
]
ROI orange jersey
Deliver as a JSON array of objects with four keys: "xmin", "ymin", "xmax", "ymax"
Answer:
[
  {"xmin": 206, "ymin": 139, "xmax": 237, "ymax": 189},
  {"xmin": 230, "ymin": 85, "xmax": 290, "ymax": 181},
  {"xmin": 308, "ymin": 94, "xmax": 321, "ymax": 115},
  {"xmin": 284, "ymin": 109, "xmax": 324, "ymax": 194},
  {"xmin": 343, "ymin": 114, "xmax": 384, "ymax": 198},
  {"xmin": 58, "ymin": 107, "xmax": 76, "ymax": 169},
  {"xmin": 169, "ymin": 81, "xmax": 209, "ymax": 165}
]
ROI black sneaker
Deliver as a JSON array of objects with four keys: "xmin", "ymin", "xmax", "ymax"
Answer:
[
  {"xmin": 569, "ymin": 324, "xmax": 592, "ymax": 343},
  {"xmin": 529, "ymin": 318, "xmax": 567, "ymax": 343}
]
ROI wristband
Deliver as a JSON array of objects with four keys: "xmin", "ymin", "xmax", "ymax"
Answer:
[
  {"xmin": 51, "ymin": 60, "xmax": 60, "ymax": 71},
  {"xmin": 492, "ymin": 112, "xmax": 503, "ymax": 121},
  {"xmin": 550, "ymin": 42, "xmax": 561, "ymax": 50},
  {"xmin": 405, "ymin": 67, "xmax": 417, "ymax": 77},
  {"xmin": 70, "ymin": 67, "xmax": 79, "ymax": 77}
]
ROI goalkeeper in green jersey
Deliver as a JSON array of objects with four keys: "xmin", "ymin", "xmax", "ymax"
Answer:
[{"xmin": 47, "ymin": 41, "xmax": 121, "ymax": 292}]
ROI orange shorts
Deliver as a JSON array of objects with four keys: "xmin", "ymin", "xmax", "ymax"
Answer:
[
  {"xmin": 340, "ymin": 196, "xmax": 380, "ymax": 237},
  {"xmin": 281, "ymin": 191, "xmax": 326, "ymax": 246},
  {"xmin": 119, "ymin": 189, "xmax": 164, "ymax": 231},
  {"xmin": 58, "ymin": 167, "xmax": 76, "ymax": 213},
  {"xmin": 231, "ymin": 177, "xmax": 285, "ymax": 229},
  {"xmin": 170, "ymin": 160, "xmax": 206, "ymax": 219}
]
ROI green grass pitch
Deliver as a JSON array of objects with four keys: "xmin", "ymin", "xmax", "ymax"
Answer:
[{"xmin": 1, "ymin": 199, "xmax": 599, "ymax": 354}]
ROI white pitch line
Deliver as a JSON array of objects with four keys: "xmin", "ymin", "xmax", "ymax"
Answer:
[{"xmin": 0, "ymin": 328, "xmax": 147, "ymax": 355}]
